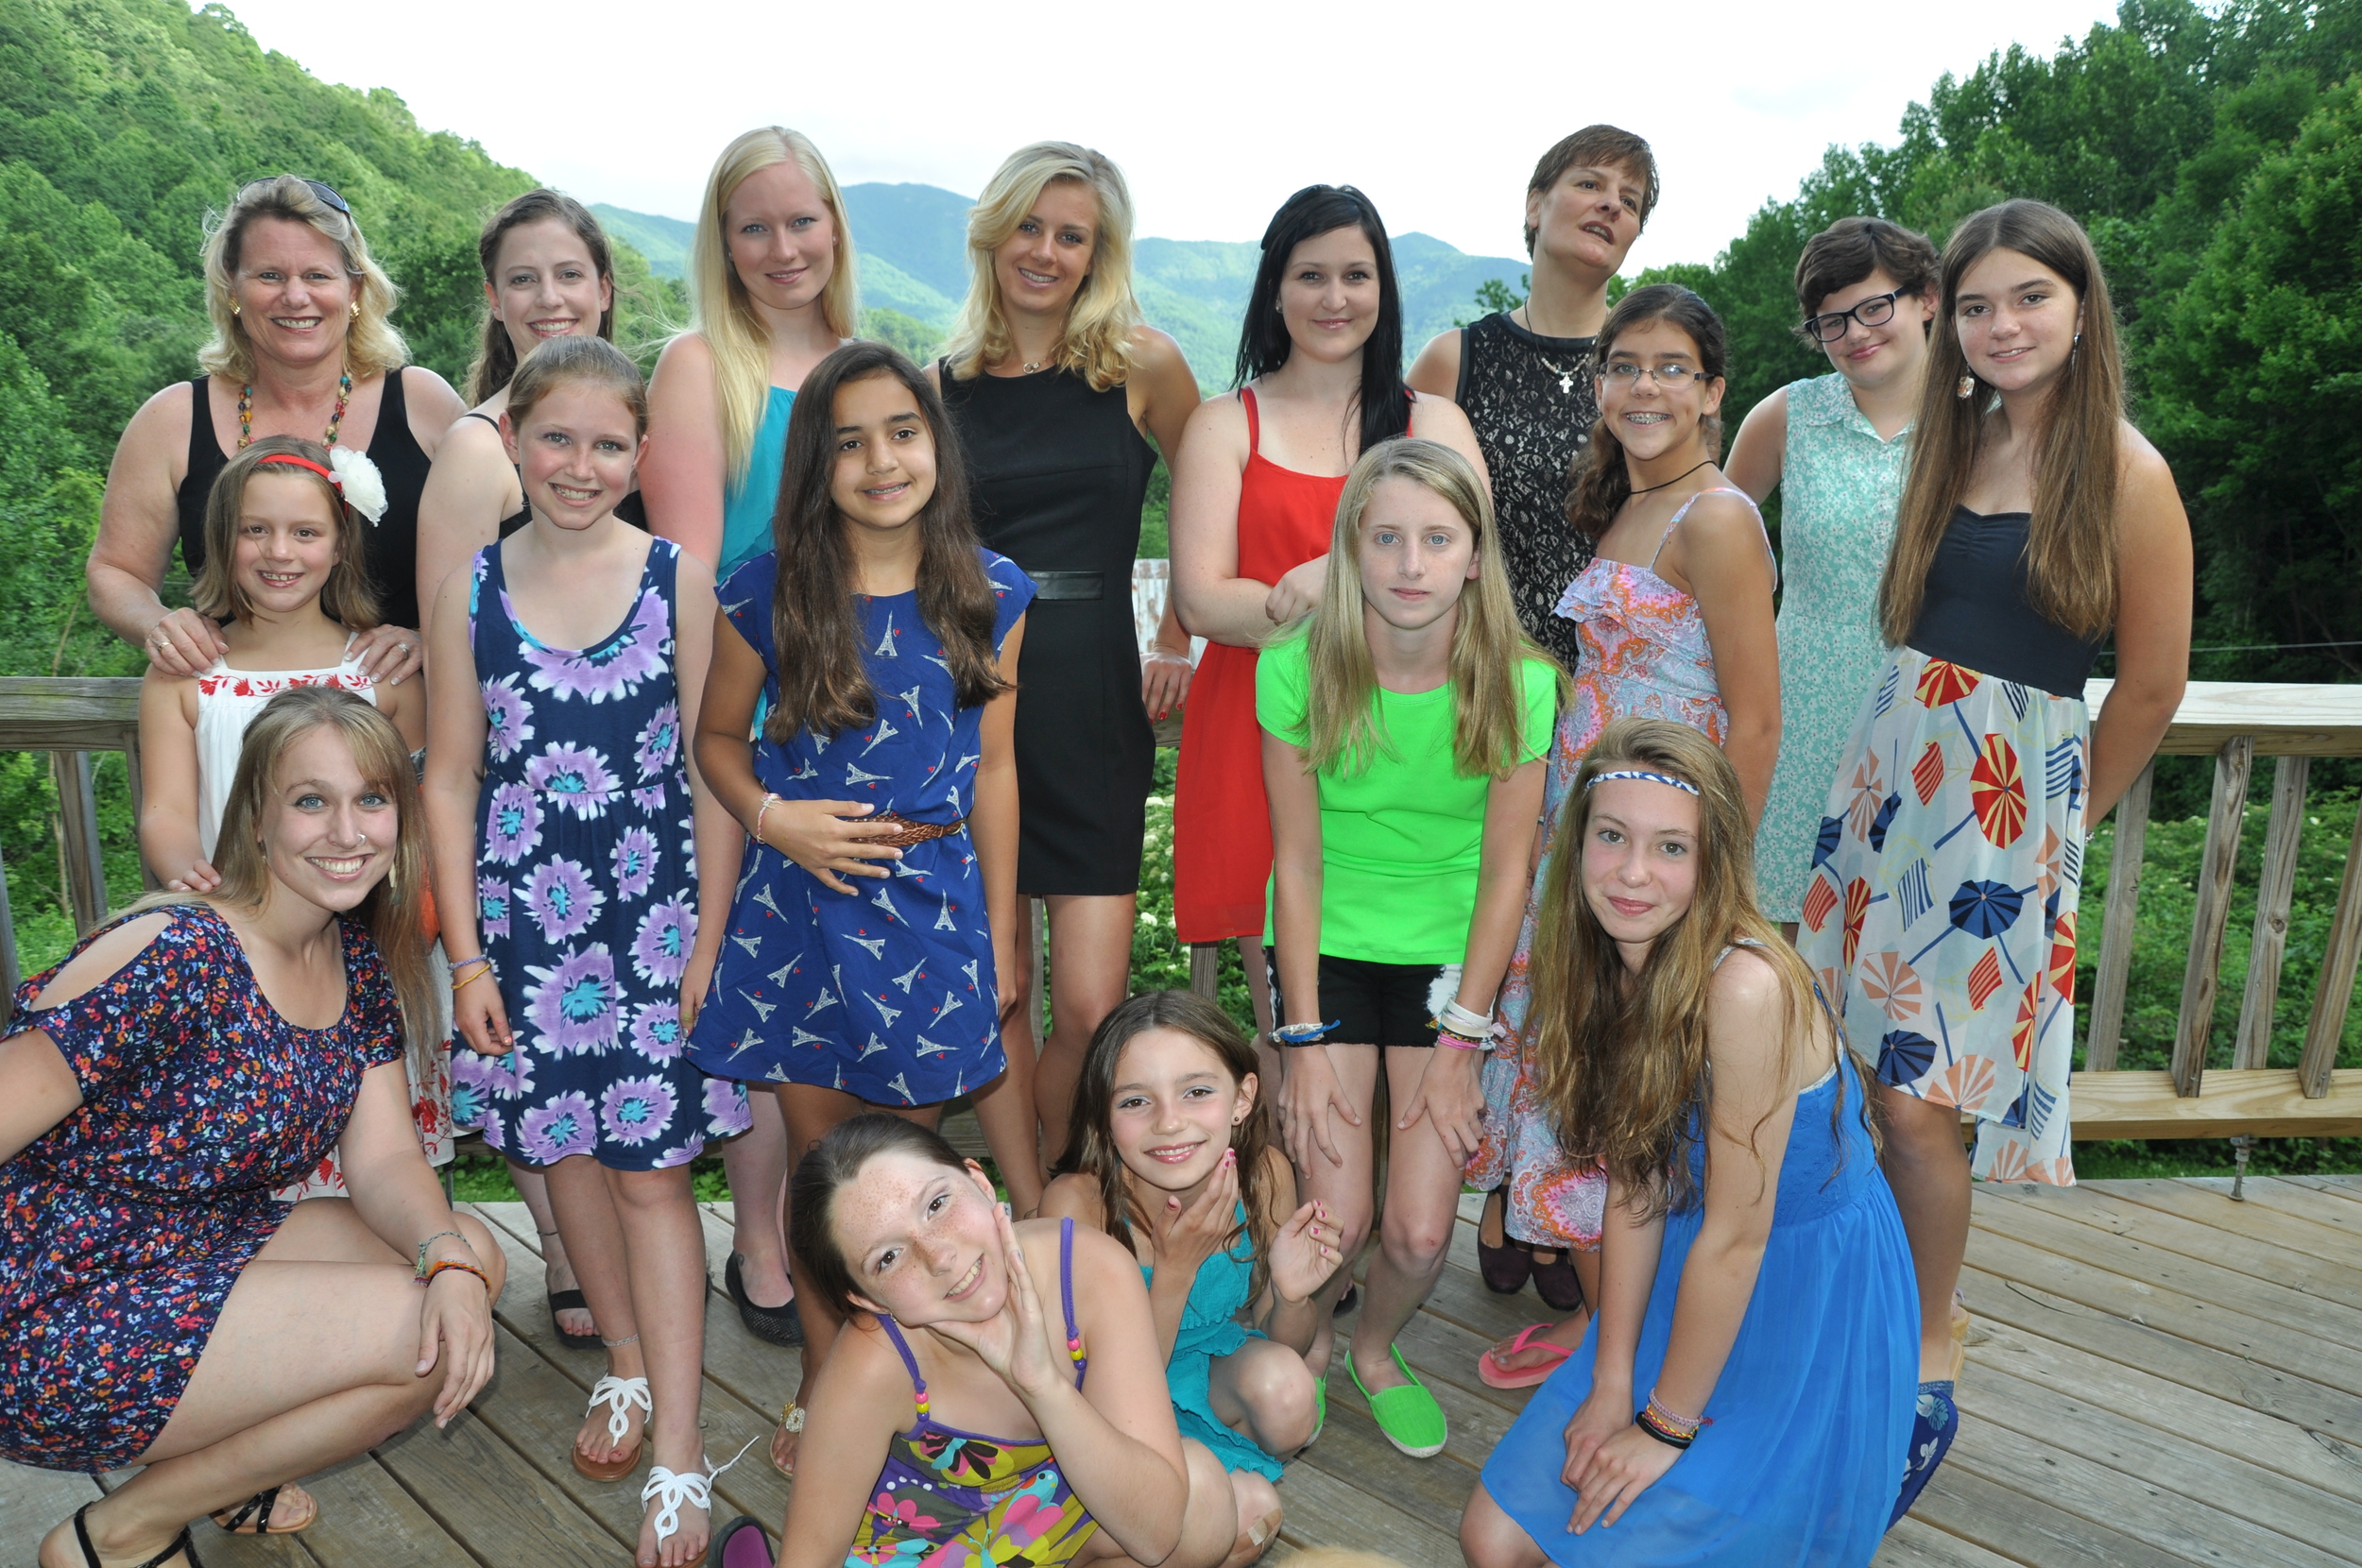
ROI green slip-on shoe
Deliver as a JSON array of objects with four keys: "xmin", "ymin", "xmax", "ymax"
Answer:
[{"xmin": 1347, "ymin": 1345, "xmax": 1446, "ymax": 1458}]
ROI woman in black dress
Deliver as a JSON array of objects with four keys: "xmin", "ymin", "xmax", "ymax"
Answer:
[{"xmin": 933, "ymin": 143, "xmax": 1200, "ymax": 1183}]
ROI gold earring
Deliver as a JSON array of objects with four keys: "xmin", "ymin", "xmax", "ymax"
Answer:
[
  {"xmin": 1956, "ymin": 375, "xmax": 1976, "ymax": 400},
  {"xmin": 350, "ymin": 301, "xmax": 361, "ymax": 319},
  {"xmin": 231, "ymin": 302, "xmax": 241, "ymax": 316}
]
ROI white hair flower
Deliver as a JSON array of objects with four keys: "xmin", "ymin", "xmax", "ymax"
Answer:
[{"xmin": 328, "ymin": 445, "xmax": 388, "ymax": 523}]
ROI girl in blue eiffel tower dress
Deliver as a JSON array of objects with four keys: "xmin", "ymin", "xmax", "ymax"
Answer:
[{"xmin": 684, "ymin": 549, "xmax": 1035, "ymax": 1104}]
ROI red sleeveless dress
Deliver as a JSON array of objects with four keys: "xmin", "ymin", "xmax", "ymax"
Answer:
[{"xmin": 1173, "ymin": 388, "xmax": 1354, "ymax": 944}]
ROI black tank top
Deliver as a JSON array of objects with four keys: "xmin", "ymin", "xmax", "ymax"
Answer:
[
  {"xmin": 1908, "ymin": 507, "xmax": 2108, "ymax": 697},
  {"xmin": 460, "ymin": 411, "xmax": 648, "ymax": 539},
  {"xmin": 1456, "ymin": 312, "xmax": 1599, "ymax": 670},
  {"xmin": 176, "ymin": 370, "xmax": 434, "ymax": 630}
]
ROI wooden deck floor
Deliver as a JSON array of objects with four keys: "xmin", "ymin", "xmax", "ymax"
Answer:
[{"xmin": 8, "ymin": 1173, "xmax": 2359, "ymax": 1568}]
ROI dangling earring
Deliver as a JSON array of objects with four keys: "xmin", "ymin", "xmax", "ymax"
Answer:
[
  {"xmin": 350, "ymin": 301, "xmax": 361, "ymax": 320},
  {"xmin": 231, "ymin": 301, "xmax": 241, "ymax": 317},
  {"xmin": 1956, "ymin": 375, "xmax": 1976, "ymax": 400}
]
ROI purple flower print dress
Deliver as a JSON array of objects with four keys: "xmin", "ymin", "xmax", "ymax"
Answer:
[
  {"xmin": 449, "ymin": 537, "xmax": 749, "ymax": 1169},
  {"xmin": 685, "ymin": 549, "xmax": 1034, "ymax": 1105}
]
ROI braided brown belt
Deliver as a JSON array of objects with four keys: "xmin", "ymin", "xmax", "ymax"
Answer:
[{"xmin": 864, "ymin": 811, "xmax": 968, "ymax": 847}]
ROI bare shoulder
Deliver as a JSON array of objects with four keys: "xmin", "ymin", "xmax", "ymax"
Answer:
[
  {"xmin": 671, "ymin": 542, "xmax": 718, "ymax": 597},
  {"xmin": 1407, "ymin": 327, "xmax": 1463, "ymax": 397},
  {"xmin": 1407, "ymin": 387, "xmax": 1476, "ymax": 432},
  {"xmin": 30, "ymin": 911, "xmax": 177, "ymax": 1012},
  {"xmin": 2116, "ymin": 421, "xmax": 2177, "ymax": 494},
  {"xmin": 1038, "ymin": 1171, "xmax": 1108, "ymax": 1228},
  {"xmin": 1706, "ymin": 943, "xmax": 1789, "ymax": 1014},
  {"xmin": 1127, "ymin": 325, "xmax": 1189, "ymax": 378},
  {"xmin": 819, "ymin": 1313, "xmax": 921, "ymax": 1402},
  {"xmin": 1679, "ymin": 486, "xmax": 1772, "ymax": 549},
  {"xmin": 652, "ymin": 331, "xmax": 716, "ymax": 384},
  {"xmin": 399, "ymin": 366, "xmax": 468, "ymax": 451},
  {"xmin": 1739, "ymin": 383, "xmax": 1790, "ymax": 434},
  {"xmin": 1180, "ymin": 387, "xmax": 1250, "ymax": 451}
]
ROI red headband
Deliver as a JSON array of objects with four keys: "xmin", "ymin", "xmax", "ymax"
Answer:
[{"xmin": 255, "ymin": 452, "xmax": 342, "ymax": 488}]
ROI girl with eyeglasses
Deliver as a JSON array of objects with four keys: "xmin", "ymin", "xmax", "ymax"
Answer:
[
  {"xmin": 1724, "ymin": 218, "xmax": 1940, "ymax": 941},
  {"xmin": 1464, "ymin": 284, "xmax": 1779, "ymax": 1393}
]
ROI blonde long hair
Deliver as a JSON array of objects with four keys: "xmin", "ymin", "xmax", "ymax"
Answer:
[
  {"xmin": 1284, "ymin": 438, "xmax": 1557, "ymax": 780},
  {"xmin": 129, "ymin": 687, "xmax": 435, "ymax": 1075},
  {"xmin": 1529, "ymin": 719, "xmax": 1840, "ymax": 1217},
  {"xmin": 1879, "ymin": 199, "xmax": 2124, "ymax": 645},
  {"xmin": 687, "ymin": 128, "xmax": 861, "ymax": 483},
  {"xmin": 199, "ymin": 176, "xmax": 406, "ymax": 384},
  {"xmin": 942, "ymin": 143, "xmax": 1143, "ymax": 391}
]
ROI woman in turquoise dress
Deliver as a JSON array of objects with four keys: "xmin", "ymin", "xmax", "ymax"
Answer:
[
  {"xmin": 1725, "ymin": 217, "xmax": 1939, "ymax": 928},
  {"xmin": 642, "ymin": 126, "xmax": 861, "ymax": 1344},
  {"xmin": 1462, "ymin": 718, "xmax": 1915, "ymax": 1568}
]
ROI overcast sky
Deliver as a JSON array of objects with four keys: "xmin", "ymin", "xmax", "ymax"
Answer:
[{"xmin": 214, "ymin": 0, "xmax": 2124, "ymax": 271}]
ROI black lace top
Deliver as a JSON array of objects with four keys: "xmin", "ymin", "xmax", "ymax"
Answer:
[{"xmin": 1456, "ymin": 312, "xmax": 1600, "ymax": 670}]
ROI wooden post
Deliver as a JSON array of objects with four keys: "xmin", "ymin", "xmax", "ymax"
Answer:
[
  {"xmin": 2172, "ymin": 737, "xmax": 2252, "ymax": 1098},
  {"xmin": 2233, "ymin": 756, "xmax": 2308, "ymax": 1069},
  {"xmin": 122, "ymin": 731, "xmax": 161, "ymax": 895},
  {"xmin": 1189, "ymin": 943, "xmax": 1219, "ymax": 1000},
  {"xmin": 0, "ymin": 836, "xmax": 19, "ymax": 1032},
  {"xmin": 2299, "ymin": 796, "xmax": 2362, "ymax": 1099},
  {"xmin": 52, "ymin": 750, "xmax": 108, "ymax": 936},
  {"xmin": 2084, "ymin": 762, "xmax": 2151, "ymax": 1072}
]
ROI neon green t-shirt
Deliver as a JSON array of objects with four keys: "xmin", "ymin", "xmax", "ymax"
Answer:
[{"xmin": 1256, "ymin": 632, "xmax": 1558, "ymax": 964}]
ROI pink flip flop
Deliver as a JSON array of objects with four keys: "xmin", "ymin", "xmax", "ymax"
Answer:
[{"xmin": 1480, "ymin": 1322, "xmax": 1576, "ymax": 1389}]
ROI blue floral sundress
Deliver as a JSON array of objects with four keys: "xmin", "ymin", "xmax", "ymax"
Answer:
[
  {"xmin": 685, "ymin": 549, "xmax": 1035, "ymax": 1103},
  {"xmin": 450, "ymin": 536, "xmax": 749, "ymax": 1168}
]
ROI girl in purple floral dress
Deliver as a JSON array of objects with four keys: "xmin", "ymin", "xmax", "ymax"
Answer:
[{"xmin": 423, "ymin": 338, "xmax": 748, "ymax": 1568}]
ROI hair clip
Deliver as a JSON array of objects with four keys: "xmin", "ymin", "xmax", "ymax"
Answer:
[{"xmin": 1584, "ymin": 769, "xmax": 1701, "ymax": 796}]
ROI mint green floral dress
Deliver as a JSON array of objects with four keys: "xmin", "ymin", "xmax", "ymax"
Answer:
[{"xmin": 1755, "ymin": 373, "xmax": 1911, "ymax": 920}]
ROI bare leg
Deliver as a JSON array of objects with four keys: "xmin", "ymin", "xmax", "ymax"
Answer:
[
  {"xmin": 1034, "ymin": 893, "xmax": 1139, "ymax": 1167},
  {"xmin": 720, "ymin": 1096, "xmax": 793, "ymax": 1309},
  {"xmin": 1242, "ymin": 946, "xmax": 1280, "ymax": 1130},
  {"xmin": 1875, "ymin": 1081, "xmax": 1972, "ymax": 1381},
  {"xmin": 37, "ymin": 1203, "xmax": 507, "ymax": 1568},
  {"xmin": 512, "ymin": 1160, "xmax": 597, "ymax": 1339},
  {"xmin": 1206, "ymin": 1337, "xmax": 1319, "ymax": 1457},
  {"xmin": 543, "ymin": 1154, "xmax": 648, "ymax": 1468},
  {"xmin": 1348, "ymin": 1047, "xmax": 1465, "ymax": 1395},
  {"xmin": 1073, "ymin": 1438, "xmax": 1260, "ymax": 1568},
  {"xmin": 1461, "ymin": 1481, "xmax": 1550, "ymax": 1568},
  {"xmin": 1292, "ymin": 1044, "xmax": 1379, "ymax": 1376},
  {"xmin": 971, "ymin": 902, "xmax": 1045, "ymax": 1217},
  {"xmin": 770, "ymin": 1082, "xmax": 943, "ymax": 1472},
  {"xmin": 1486, "ymin": 1245, "xmax": 1600, "ymax": 1373},
  {"xmin": 608, "ymin": 1164, "xmax": 714, "ymax": 1568}
]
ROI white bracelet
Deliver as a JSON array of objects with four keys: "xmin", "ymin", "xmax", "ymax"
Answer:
[{"xmin": 1439, "ymin": 999, "xmax": 1495, "ymax": 1039}]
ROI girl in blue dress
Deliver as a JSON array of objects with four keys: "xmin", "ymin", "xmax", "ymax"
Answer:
[
  {"xmin": 425, "ymin": 336, "xmax": 747, "ymax": 1568},
  {"xmin": 684, "ymin": 340, "xmax": 1034, "ymax": 1474},
  {"xmin": 1043, "ymin": 990, "xmax": 1342, "ymax": 1568},
  {"xmin": 1462, "ymin": 718, "xmax": 1915, "ymax": 1568}
]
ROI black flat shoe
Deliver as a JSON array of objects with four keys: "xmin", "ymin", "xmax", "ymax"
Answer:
[
  {"xmin": 1532, "ymin": 1251, "xmax": 1585, "ymax": 1313},
  {"xmin": 727, "ymin": 1252, "xmax": 804, "ymax": 1347},
  {"xmin": 69, "ymin": 1505, "xmax": 202, "ymax": 1568},
  {"xmin": 711, "ymin": 1514, "xmax": 773, "ymax": 1568},
  {"xmin": 1333, "ymin": 1282, "xmax": 1360, "ymax": 1316},
  {"xmin": 1477, "ymin": 1188, "xmax": 1532, "ymax": 1294}
]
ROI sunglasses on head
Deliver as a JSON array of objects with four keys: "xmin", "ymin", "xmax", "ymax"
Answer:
[{"xmin": 241, "ymin": 176, "xmax": 351, "ymax": 216}]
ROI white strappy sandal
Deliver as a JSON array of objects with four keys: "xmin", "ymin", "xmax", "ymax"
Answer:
[
  {"xmin": 573, "ymin": 1373, "xmax": 651, "ymax": 1481},
  {"xmin": 642, "ymin": 1439, "xmax": 757, "ymax": 1568}
]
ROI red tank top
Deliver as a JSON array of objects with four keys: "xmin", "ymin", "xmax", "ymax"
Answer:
[{"xmin": 1172, "ymin": 387, "xmax": 1405, "ymax": 944}]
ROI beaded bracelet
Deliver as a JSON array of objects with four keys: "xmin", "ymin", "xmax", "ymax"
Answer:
[
  {"xmin": 415, "ymin": 1230, "xmax": 465, "ymax": 1277},
  {"xmin": 753, "ymin": 792, "xmax": 784, "ymax": 844},
  {"xmin": 419, "ymin": 1258, "xmax": 492, "ymax": 1292},
  {"xmin": 1271, "ymin": 1019, "xmax": 1343, "ymax": 1047},
  {"xmin": 1635, "ymin": 1390, "xmax": 1712, "ymax": 1449}
]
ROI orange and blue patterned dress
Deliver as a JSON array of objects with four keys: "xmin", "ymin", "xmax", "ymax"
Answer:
[
  {"xmin": 1467, "ymin": 487, "xmax": 1772, "ymax": 1248},
  {"xmin": 848, "ymin": 1218, "xmax": 1099, "ymax": 1568},
  {"xmin": 0, "ymin": 904, "xmax": 404, "ymax": 1472}
]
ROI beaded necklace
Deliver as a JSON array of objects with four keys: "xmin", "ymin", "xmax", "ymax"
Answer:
[{"xmin": 238, "ymin": 366, "xmax": 353, "ymax": 450}]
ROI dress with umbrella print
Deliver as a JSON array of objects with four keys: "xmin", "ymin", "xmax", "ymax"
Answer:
[{"xmin": 1798, "ymin": 646, "xmax": 2086, "ymax": 1184}]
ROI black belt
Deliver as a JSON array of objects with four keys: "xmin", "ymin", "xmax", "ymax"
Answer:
[{"xmin": 1026, "ymin": 570, "xmax": 1104, "ymax": 602}]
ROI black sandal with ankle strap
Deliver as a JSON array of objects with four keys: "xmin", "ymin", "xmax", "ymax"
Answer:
[
  {"xmin": 69, "ymin": 1504, "xmax": 203, "ymax": 1568},
  {"xmin": 209, "ymin": 1488, "xmax": 308, "ymax": 1535}
]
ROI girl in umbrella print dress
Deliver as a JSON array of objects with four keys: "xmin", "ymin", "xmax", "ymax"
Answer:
[{"xmin": 1797, "ymin": 201, "xmax": 2190, "ymax": 1522}]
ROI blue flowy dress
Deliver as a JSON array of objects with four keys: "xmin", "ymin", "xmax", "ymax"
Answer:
[
  {"xmin": 1149, "ymin": 1204, "xmax": 1283, "ymax": 1482},
  {"xmin": 685, "ymin": 549, "xmax": 1035, "ymax": 1103},
  {"xmin": 450, "ymin": 536, "xmax": 749, "ymax": 1168},
  {"xmin": 1481, "ymin": 1041, "xmax": 1915, "ymax": 1565}
]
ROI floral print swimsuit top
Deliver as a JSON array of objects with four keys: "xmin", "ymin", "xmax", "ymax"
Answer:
[{"xmin": 850, "ymin": 1218, "xmax": 1099, "ymax": 1568}]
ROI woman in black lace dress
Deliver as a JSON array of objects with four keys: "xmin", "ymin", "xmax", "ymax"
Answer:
[{"xmin": 1409, "ymin": 126, "xmax": 1658, "ymax": 673}]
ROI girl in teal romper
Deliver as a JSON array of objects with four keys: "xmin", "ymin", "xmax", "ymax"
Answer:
[{"xmin": 1043, "ymin": 991, "xmax": 1344, "ymax": 1554}]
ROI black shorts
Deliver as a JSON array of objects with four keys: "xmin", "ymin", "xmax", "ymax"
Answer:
[{"xmin": 1263, "ymin": 947, "xmax": 1463, "ymax": 1048}]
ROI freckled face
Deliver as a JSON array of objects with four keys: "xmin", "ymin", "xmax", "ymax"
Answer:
[
  {"xmin": 1108, "ymin": 1029, "xmax": 1255, "ymax": 1195},
  {"xmin": 834, "ymin": 1150, "xmax": 1007, "ymax": 1326},
  {"xmin": 1580, "ymin": 778, "xmax": 1701, "ymax": 948}
]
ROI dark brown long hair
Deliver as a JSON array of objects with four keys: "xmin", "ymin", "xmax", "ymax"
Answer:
[
  {"xmin": 764, "ymin": 342, "xmax": 1012, "ymax": 741},
  {"xmin": 464, "ymin": 190, "xmax": 618, "ymax": 405},
  {"xmin": 1529, "ymin": 718, "xmax": 1845, "ymax": 1217},
  {"xmin": 1053, "ymin": 991, "xmax": 1277, "ymax": 1300},
  {"xmin": 790, "ymin": 1114, "xmax": 972, "ymax": 1320},
  {"xmin": 1880, "ymin": 199, "xmax": 2124, "ymax": 645},
  {"xmin": 1564, "ymin": 284, "xmax": 1728, "ymax": 543}
]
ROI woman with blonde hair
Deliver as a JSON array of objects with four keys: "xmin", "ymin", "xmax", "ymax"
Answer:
[
  {"xmin": 1262, "ymin": 438, "xmax": 1556, "ymax": 1457},
  {"xmin": 931, "ymin": 142, "xmax": 1202, "ymax": 1184},
  {"xmin": 1798, "ymin": 198, "xmax": 2189, "ymax": 1516},
  {"xmin": 90, "ymin": 175, "xmax": 467, "ymax": 686},
  {"xmin": 642, "ymin": 126, "xmax": 861, "ymax": 1349},
  {"xmin": 1462, "ymin": 717, "xmax": 1914, "ymax": 1567},
  {"xmin": 3, "ymin": 687, "xmax": 505, "ymax": 1568}
]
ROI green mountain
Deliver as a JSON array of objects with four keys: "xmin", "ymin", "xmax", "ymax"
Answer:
[{"xmin": 592, "ymin": 186, "xmax": 1531, "ymax": 385}]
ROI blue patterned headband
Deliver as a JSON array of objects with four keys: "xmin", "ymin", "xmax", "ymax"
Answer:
[{"xmin": 1585, "ymin": 769, "xmax": 1701, "ymax": 796}]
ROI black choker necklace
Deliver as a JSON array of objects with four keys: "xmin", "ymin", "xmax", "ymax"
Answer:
[{"xmin": 1629, "ymin": 459, "xmax": 1714, "ymax": 497}]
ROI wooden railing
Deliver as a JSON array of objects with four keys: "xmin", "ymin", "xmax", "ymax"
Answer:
[{"xmin": 2, "ymin": 672, "xmax": 2356, "ymax": 1142}]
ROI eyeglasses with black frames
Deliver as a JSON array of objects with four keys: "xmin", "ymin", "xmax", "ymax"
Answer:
[
  {"xmin": 1802, "ymin": 288, "xmax": 1912, "ymax": 344},
  {"xmin": 1600, "ymin": 361, "xmax": 1707, "ymax": 388}
]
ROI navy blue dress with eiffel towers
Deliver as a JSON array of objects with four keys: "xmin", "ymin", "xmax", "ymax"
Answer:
[{"xmin": 684, "ymin": 550, "xmax": 1035, "ymax": 1104}]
